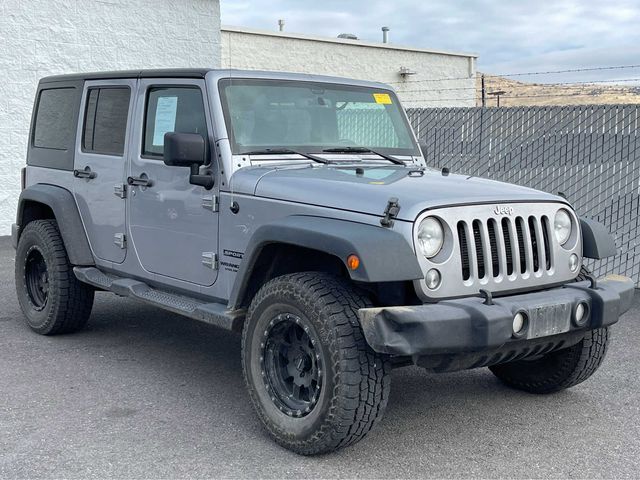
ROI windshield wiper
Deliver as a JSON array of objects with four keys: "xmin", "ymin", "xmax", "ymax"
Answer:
[
  {"xmin": 241, "ymin": 148, "xmax": 329, "ymax": 164},
  {"xmin": 321, "ymin": 147, "xmax": 405, "ymax": 165}
]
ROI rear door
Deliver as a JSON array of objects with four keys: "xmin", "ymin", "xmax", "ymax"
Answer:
[
  {"xmin": 73, "ymin": 80, "xmax": 134, "ymax": 264},
  {"xmin": 127, "ymin": 78, "xmax": 219, "ymax": 286}
]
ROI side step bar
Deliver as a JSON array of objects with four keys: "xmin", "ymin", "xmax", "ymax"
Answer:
[{"xmin": 73, "ymin": 267, "xmax": 245, "ymax": 332}]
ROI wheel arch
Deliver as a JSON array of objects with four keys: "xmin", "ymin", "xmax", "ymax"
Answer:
[
  {"xmin": 228, "ymin": 216, "xmax": 423, "ymax": 310},
  {"xmin": 16, "ymin": 184, "xmax": 94, "ymax": 266}
]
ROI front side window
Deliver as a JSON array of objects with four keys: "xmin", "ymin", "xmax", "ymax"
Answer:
[
  {"xmin": 33, "ymin": 88, "xmax": 77, "ymax": 150},
  {"xmin": 143, "ymin": 87, "xmax": 207, "ymax": 158},
  {"xmin": 83, "ymin": 87, "xmax": 131, "ymax": 156},
  {"xmin": 219, "ymin": 79, "xmax": 418, "ymax": 156}
]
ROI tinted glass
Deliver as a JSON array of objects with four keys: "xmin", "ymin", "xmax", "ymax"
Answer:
[
  {"xmin": 33, "ymin": 88, "xmax": 77, "ymax": 150},
  {"xmin": 83, "ymin": 87, "xmax": 131, "ymax": 155},
  {"xmin": 219, "ymin": 79, "xmax": 418, "ymax": 156},
  {"xmin": 143, "ymin": 87, "xmax": 207, "ymax": 157}
]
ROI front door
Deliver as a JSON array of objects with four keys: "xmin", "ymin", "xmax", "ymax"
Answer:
[
  {"xmin": 73, "ymin": 80, "xmax": 134, "ymax": 264},
  {"xmin": 127, "ymin": 79, "xmax": 219, "ymax": 286}
]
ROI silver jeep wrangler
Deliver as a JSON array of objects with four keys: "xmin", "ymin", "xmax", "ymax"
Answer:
[{"xmin": 13, "ymin": 69, "xmax": 634, "ymax": 455}]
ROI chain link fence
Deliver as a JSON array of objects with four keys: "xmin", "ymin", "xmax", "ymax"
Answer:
[{"xmin": 407, "ymin": 105, "xmax": 640, "ymax": 286}]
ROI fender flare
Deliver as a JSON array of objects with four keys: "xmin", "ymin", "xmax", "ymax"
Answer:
[
  {"xmin": 16, "ymin": 184, "xmax": 94, "ymax": 266},
  {"xmin": 579, "ymin": 217, "xmax": 617, "ymax": 259},
  {"xmin": 228, "ymin": 215, "xmax": 423, "ymax": 309}
]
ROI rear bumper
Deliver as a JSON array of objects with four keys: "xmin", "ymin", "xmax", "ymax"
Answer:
[{"xmin": 358, "ymin": 275, "xmax": 635, "ymax": 357}]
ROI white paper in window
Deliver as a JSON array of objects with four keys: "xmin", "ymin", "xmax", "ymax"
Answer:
[{"xmin": 153, "ymin": 96, "xmax": 178, "ymax": 146}]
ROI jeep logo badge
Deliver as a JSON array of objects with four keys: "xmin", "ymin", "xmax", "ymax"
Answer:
[{"xmin": 493, "ymin": 205, "xmax": 514, "ymax": 216}]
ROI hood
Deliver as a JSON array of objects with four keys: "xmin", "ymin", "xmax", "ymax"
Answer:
[{"xmin": 230, "ymin": 164, "xmax": 565, "ymax": 221}]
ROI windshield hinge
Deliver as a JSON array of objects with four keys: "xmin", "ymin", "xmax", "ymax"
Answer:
[{"xmin": 380, "ymin": 197, "xmax": 401, "ymax": 228}]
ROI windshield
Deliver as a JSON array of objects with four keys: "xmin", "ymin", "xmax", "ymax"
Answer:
[{"xmin": 218, "ymin": 78, "xmax": 419, "ymax": 156}]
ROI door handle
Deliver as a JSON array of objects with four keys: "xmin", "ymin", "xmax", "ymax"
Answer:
[
  {"xmin": 73, "ymin": 167, "xmax": 97, "ymax": 179},
  {"xmin": 127, "ymin": 175, "xmax": 154, "ymax": 187}
]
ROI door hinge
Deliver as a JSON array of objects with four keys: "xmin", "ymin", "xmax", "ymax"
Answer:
[
  {"xmin": 114, "ymin": 184, "xmax": 127, "ymax": 199},
  {"xmin": 114, "ymin": 233, "xmax": 126, "ymax": 249},
  {"xmin": 201, "ymin": 194, "xmax": 219, "ymax": 212},
  {"xmin": 202, "ymin": 252, "xmax": 218, "ymax": 270}
]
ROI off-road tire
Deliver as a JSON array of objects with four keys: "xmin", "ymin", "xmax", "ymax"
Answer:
[
  {"xmin": 489, "ymin": 327, "xmax": 609, "ymax": 394},
  {"xmin": 241, "ymin": 272, "xmax": 390, "ymax": 455},
  {"xmin": 15, "ymin": 219, "xmax": 94, "ymax": 335}
]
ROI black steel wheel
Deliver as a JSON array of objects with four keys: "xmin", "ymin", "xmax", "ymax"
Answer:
[
  {"xmin": 24, "ymin": 247, "xmax": 49, "ymax": 310},
  {"xmin": 261, "ymin": 313, "xmax": 322, "ymax": 417},
  {"xmin": 15, "ymin": 220, "xmax": 94, "ymax": 335},
  {"xmin": 242, "ymin": 272, "xmax": 390, "ymax": 455}
]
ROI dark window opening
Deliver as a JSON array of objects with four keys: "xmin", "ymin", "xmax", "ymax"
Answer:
[
  {"xmin": 82, "ymin": 87, "xmax": 131, "ymax": 156},
  {"xmin": 33, "ymin": 88, "xmax": 77, "ymax": 150},
  {"xmin": 143, "ymin": 87, "xmax": 207, "ymax": 158}
]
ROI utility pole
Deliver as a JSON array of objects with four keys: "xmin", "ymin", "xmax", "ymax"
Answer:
[{"xmin": 481, "ymin": 74, "xmax": 486, "ymax": 108}]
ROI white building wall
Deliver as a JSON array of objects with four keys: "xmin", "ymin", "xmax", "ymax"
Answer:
[
  {"xmin": 0, "ymin": 0, "xmax": 221, "ymax": 235},
  {"xmin": 221, "ymin": 26, "xmax": 476, "ymax": 108}
]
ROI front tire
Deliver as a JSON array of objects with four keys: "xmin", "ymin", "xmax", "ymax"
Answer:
[
  {"xmin": 242, "ymin": 272, "xmax": 390, "ymax": 455},
  {"xmin": 15, "ymin": 220, "xmax": 94, "ymax": 335},
  {"xmin": 489, "ymin": 327, "xmax": 610, "ymax": 394}
]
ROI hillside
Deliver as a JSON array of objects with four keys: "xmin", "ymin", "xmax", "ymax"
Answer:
[{"xmin": 476, "ymin": 74, "xmax": 640, "ymax": 107}]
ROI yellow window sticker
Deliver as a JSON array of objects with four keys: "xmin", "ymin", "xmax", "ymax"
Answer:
[{"xmin": 373, "ymin": 93, "xmax": 392, "ymax": 104}]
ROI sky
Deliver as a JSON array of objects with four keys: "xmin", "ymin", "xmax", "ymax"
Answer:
[{"xmin": 221, "ymin": 0, "xmax": 640, "ymax": 83}]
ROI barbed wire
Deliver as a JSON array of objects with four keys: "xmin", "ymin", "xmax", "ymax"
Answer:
[
  {"xmin": 402, "ymin": 90, "xmax": 640, "ymax": 104},
  {"xmin": 387, "ymin": 64, "xmax": 640, "ymax": 85},
  {"xmin": 395, "ymin": 77, "xmax": 640, "ymax": 94},
  {"xmin": 495, "ymin": 64, "xmax": 640, "ymax": 78}
]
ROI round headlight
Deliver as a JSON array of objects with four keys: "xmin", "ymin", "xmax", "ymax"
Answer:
[
  {"xmin": 554, "ymin": 209, "xmax": 572, "ymax": 245},
  {"xmin": 417, "ymin": 217, "xmax": 444, "ymax": 258}
]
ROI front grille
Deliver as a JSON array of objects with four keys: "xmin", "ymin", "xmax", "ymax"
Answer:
[{"xmin": 457, "ymin": 215, "xmax": 553, "ymax": 283}]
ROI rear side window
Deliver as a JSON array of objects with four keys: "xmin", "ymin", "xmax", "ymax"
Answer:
[
  {"xmin": 143, "ymin": 87, "xmax": 207, "ymax": 158},
  {"xmin": 33, "ymin": 88, "xmax": 77, "ymax": 150},
  {"xmin": 82, "ymin": 87, "xmax": 131, "ymax": 156}
]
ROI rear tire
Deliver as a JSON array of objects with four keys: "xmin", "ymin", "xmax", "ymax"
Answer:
[
  {"xmin": 15, "ymin": 219, "xmax": 94, "ymax": 335},
  {"xmin": 242, "ymin": 272, "xmax": 390, "ymax": 455},
  {"xmin": 489, "ymin": 327, "xmax": 609, "ymax": 394}
]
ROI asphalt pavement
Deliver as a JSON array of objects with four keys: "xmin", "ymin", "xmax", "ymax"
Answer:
[{"xmin": 1, "ymin": 236, "xmax": 639, "ymax": 479}]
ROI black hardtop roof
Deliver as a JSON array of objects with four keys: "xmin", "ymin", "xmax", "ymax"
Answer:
[{"xmin": 40, "ymin": 68, "xmax": 213, "ymax": 83}]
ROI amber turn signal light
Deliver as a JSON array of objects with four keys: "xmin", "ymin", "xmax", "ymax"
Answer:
[{"xmin": 346, "ymin": 254, "xmax": 360, "ymax": 270}]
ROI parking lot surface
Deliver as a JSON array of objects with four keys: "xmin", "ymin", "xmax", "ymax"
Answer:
[{"xmin": 1, "ymin": 237, "xmax": 639, "ymax": 479}]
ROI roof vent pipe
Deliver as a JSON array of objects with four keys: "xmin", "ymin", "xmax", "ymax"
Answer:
[
  {"xmin": 382, "ymin": 26, "xmax": 389, "ymax": 43},
  {"xmin": 278, "ymin": 19, "xmax": 285, "ymax": 32}
]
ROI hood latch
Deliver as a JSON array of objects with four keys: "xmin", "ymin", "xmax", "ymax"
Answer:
[{"xmin": 380, "ymin": 197, "xmax": 400, "ymax": 228}]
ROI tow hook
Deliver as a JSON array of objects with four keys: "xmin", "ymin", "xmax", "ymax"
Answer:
[{"xmin": 479, "ymin": 289, "xmax": 494, "ymax": 305}]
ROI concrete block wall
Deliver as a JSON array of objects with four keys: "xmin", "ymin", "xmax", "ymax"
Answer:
[
  {"xmin": 0, "ymin": 0, "xmax": 221, "ymax": 235},
  {"xmin": 221, "ymin": 26, "xmax": 476, "ymax": 108}
]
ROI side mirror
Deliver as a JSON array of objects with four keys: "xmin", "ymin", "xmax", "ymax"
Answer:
[
  {"xmin": 164, "ymin": 132, "xmax": 206, "ymax": 167},
  {"xmin": 163, "ymin": 132, "xmax": 214, "ymax": 190}
]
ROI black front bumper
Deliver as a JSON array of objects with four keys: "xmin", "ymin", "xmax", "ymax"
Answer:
[{"xmin": 358, "ymin": 275, "xmax": 635, "ymax": 358}]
